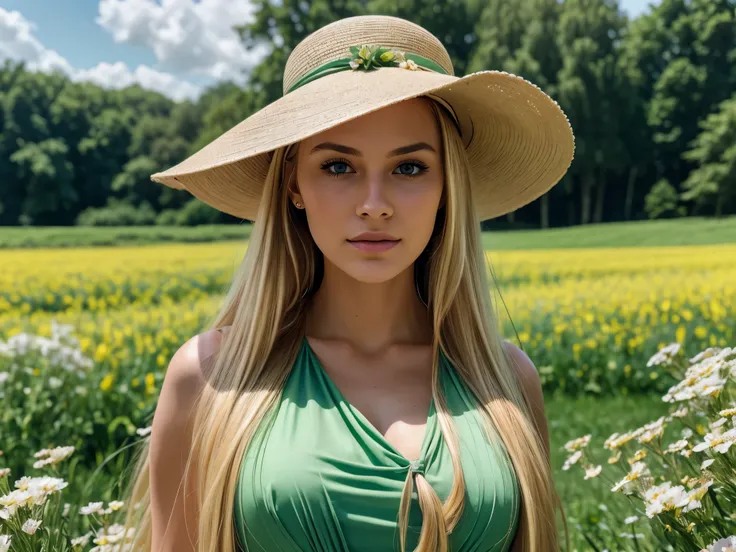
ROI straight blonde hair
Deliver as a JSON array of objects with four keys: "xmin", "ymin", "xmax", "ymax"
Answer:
[{"xmin": 121, "ymin": 99, "xmax": 567, "ymax": 552}]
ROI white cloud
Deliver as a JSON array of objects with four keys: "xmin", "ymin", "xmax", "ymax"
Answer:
[
  {"xmin": 0, "ymin": 8, "xmax": 74, "ymax": 74},
  {"xmin": 96, "ymin": 0, "xmax": 263, "ymax": 83},
  {"xmin": 75, "ymin": 61, "xmax": 201, "ymax": 101},
  {"xmin": 0, "ymin": 7, "xmax": 202, "ymax": 100}
]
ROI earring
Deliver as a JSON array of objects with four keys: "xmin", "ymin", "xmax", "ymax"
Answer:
[{"xmin": 295, "ymin": 201, "xmax": 303, "ymax": 209}]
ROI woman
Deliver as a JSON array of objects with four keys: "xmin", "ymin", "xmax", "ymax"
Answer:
[{"xmin": 123, "ymin": 14, "xmax": 575, "ymax": 552}]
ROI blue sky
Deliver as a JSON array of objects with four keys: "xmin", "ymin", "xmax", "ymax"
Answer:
[{"xmin": 0, "ymin": 0, "xmax": 661, "ymax": 101}]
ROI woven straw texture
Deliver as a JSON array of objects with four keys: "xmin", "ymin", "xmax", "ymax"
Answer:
[
  {"xmin": 150, "ymin": 15, "xmax": 575, "ymax": 222},
  {"xmin": 283, "ymin": 16, "xmax": 455, "ymax": 94}
]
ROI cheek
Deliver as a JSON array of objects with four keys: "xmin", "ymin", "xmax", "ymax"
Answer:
[
  {"xmin": 396, "ymin": 178, "xmax": 444, "ymax": 233},
  {"xmin": 298, "ymin": 182, "xmax": 352, "ymax": 253}
]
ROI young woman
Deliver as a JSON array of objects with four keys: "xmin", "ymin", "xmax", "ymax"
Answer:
[{"xmin": 123, "ymin": 14, "xmax": 575, "ymax": 552}]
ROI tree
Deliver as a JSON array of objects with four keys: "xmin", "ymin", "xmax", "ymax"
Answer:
[
  {"xmin": 10, "ymin": 138, "xmax": 77, "ymax": 225},
  {"xmin": 645, "ymin": 178, "xmax": 684, "ymax": 219},
  {"xmin": 235, "ymin": 0, "xmax": 370, "ymax": 107},
  {"xmin": 504, "ymin": 0, "xmax": 563, "ymax": 227},
  {"xmin": 556, "ymin": 0, "xmax": 627, "ymax": 225},
  {"xmin": 371, "ymin": 0, "xmax": 481, "ymax": 75},
  {"xmin": 681, "ymin": 94, "xmax": 736, "ymax": 216},
  {"xmin": 625, "ymin": 0, "xmax": 736, "ymax": 201}
]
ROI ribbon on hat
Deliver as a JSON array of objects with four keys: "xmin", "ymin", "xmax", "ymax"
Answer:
[{"xmin": 286, "ymin": 44, "xmax": 449, "ymax": 95}]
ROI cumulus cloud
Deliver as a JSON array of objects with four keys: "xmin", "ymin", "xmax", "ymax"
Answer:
[
  {"xmin": 0, "ymin": 8, "xmax": 74, "ymax": 74},
  {"xmin": 76, "ymin": 62, "xmax": 201, "ymax": 100},
  {"xmin": 0, "ymin": 7, "xmax": 202, "ymax": 100},
  {"xmin": 96, "ymin": 0, "xmax": 263, "ymax": 82}
]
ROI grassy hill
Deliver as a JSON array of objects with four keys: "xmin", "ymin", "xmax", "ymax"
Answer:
[{"xmin": 1, "ymin": 216, "xmax": 735, "ymax": 249}]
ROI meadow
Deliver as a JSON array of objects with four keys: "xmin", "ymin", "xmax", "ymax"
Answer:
[
  {"xmin": 2, "ymin": 215, "xmax": 736, "ymax": 249},
  {"xmin": 0, "ymin": 228, "xmax": 734, "ymax": 550}
]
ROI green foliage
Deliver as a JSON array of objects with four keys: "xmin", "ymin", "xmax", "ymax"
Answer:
[
  {"xmin": 2, "ymin": 0, "xmax": 736, "ymax": 228},
  {"xmin": 0, "ymin": 225, "xmax": 251, "ymax": 248},
  {"xmin": 645, "ymin": 179, "xmax": 685, "ymax": 219},
  {"xmin": 3, "ymin": 217, "xmax": 736, "ymax": 249},
  {"xmin": 76, "ymin": 198, "xmax": 157, "ymax": 227},
  {"xmin": 173, "ymin": 198, "xmax": 224, "ymax": 226},
  {"xmin": 682, "ymin": 94, "xmax": 736, "ymax": 215}
]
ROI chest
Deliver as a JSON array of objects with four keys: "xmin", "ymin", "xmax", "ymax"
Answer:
[
  {"xmin": 233, "ymin": 344, "xmax": 521, "ymax": 552},
  {"xmin": 305, "ymin": 338, "xmax": 434, "ymax": 461}
]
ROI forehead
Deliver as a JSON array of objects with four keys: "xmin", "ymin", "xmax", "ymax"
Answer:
[{"xmin": 299, "ymin": 98, "xmax": 441, "ymax": 154}]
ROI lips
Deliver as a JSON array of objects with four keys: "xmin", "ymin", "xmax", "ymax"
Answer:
[{"xmin": 347, "ymin": 236, "xmax": 401, "ymax": 253}]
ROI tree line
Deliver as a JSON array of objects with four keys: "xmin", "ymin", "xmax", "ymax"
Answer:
[{"xmin": 1, "ymin": 0, "xmax": 734, "ymax": 228}]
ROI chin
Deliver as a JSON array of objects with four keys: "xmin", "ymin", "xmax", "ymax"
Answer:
[{"xmin": 339, "ymin": 261, "xmax": 407, "ymax": 285}]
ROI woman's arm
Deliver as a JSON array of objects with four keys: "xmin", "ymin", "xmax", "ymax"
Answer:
[
  {"xmin": 149, "ymin": 329, "xmax": 224, "ymax": 551},
  {"xmin": 504, "ymin": 342, "xmax": 550, "ymax": 460}
]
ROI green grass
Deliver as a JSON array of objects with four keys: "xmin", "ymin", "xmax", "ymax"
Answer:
[
  {"xmin": 481, "ymin": 216, "xmax": 736, "ymax": 250},
  {"xmin": 547, "ymin": 393, "xmax": 669, "ymax": 550},
  {"xmin": 2, "ymin": 216, "xmax": 736, "ymax": 249},
  {"xmin": 0, "ymin": 224, "xmax": 252, "ymax": 248}
]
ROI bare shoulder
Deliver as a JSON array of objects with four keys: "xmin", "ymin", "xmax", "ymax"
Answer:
[
  {"xmin": 503, "ymin": 341, "xmax": 550, "ymax": 456},
  {"xmin": 162, "ymin": 325, "xmax": 233, "ymax": 395},
  {"xmin": 148, "ymin": 325, "xmax": 232, "ymax": 551},
  {"xmin": 503, "ymin": 341, "xmax": 541, "ymax": 393}
]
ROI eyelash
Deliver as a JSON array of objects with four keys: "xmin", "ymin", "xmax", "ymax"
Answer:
[{"xmin": 319, "ymin": 157, "xmax": 429, "ymax": 178}]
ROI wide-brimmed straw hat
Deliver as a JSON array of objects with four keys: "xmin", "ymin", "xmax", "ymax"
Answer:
[{"xmin": 150, "ymin": 15, "xmax": 575, "ymax": 222}]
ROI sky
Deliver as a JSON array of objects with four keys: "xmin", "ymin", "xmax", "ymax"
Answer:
[{"xmin": 0, "ymin": 0, "xmax": 661, "ymax": 102}]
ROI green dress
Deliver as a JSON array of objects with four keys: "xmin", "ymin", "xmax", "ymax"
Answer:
[{"xmin": 233, "ymin": 337, "xmax": 520, "ymax": 551}]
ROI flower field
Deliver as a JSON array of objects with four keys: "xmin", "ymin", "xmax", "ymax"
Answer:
[
  {"xmin": 0, "ymin": 240, "xmax": 734, "ymax": 550},
  {"xmin": 2, "ymin": 242, "xmax": 733, "ymax": 395}
]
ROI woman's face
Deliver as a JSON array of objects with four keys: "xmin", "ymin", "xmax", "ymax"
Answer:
[{"xmin": 292, "ymin": 98, "xmax": 444, "ymax": 284}]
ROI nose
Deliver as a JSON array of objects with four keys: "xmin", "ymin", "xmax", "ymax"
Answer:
[{"xmin": 356, "ymin": 176, "xmax": 393, "ymax": 219}]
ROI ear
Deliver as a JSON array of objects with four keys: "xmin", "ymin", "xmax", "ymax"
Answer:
[{"xmin": 284, "ymin": 162, "xmax": 304, "ymax": 207}]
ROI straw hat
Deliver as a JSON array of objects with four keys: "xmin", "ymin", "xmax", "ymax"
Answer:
[{"xmin": 150, "ymin": 15, "xmax": 575, "ymax": 221}]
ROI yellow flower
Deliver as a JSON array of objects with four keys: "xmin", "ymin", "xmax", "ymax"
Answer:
[
  {"xmin": 100, "ymin": 374, "xmax": 114, "ymax": 392},
  {"xmin": 676, "ymin": 325, "xmax": 686, "ymax": 344},
  {"xmin": 94, "ymin": 343, "xmax": 109, "ymax": 363}
]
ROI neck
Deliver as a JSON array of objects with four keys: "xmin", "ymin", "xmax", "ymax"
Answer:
[{"xmin": 305, "ymin": 259, "xmax": 432, "ymax": 355}]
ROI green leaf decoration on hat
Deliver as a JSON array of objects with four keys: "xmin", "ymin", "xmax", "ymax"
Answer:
[
  {"xmin": 285, "ymin": 45, "xmax": 447, "ymax": 94},
  {"xmin": 348, "ymin": 45, "xmax": 415, "ymax": 71}
]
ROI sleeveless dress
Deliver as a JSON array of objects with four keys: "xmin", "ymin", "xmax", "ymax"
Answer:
[{"xmin": 233, "ymin": 337, "xmax": 521, "ymax": 551}]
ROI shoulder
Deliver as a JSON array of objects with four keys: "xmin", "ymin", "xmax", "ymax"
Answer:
[
  {"xmin": 502, "ymin": 341, "xmax": 550, "ymax": 454},
  {"xmin": 503, "ymin": 341, "xmax": 541, "ymax": 395},
  {"xmin": 150, "ymin": 325, "xmax": 232, "ymax": 453},
  {"xmin": 159, "ymin": 325, "xmax": 233, "ymax": 402}
]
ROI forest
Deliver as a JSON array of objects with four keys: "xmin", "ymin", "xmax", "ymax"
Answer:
[{"xmin": 1, "ymin": 0, "xmax": 735, "ymax": 228}]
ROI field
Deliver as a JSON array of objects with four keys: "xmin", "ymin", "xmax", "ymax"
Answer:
[
  {"xmin": 1, "ymin": 228, "xmax": 735, "ymax": 550},
  {"xmin": 2, "ymin": 215, "xmax": 736, "ymax": 249}
]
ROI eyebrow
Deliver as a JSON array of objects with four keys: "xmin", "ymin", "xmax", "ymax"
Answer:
[{"xmin": 309, "ymin": 142, "xmax": 437, "ymax": 157}]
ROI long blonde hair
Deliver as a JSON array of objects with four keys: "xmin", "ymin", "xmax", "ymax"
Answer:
[{"xmin": 122, "ymin": 99, "xmax": 567, "ymax": 552}]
